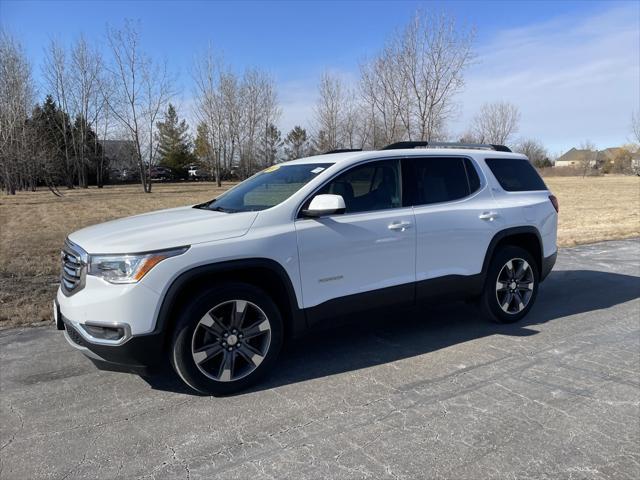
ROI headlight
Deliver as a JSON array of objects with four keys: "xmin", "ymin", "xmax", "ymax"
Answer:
[{"xmin": 88, "ymin": 246, "xmax": 188, "ymax": 284}]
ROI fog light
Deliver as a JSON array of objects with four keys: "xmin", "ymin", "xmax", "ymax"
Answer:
[{"xmin": 81, "ymin": 324, "xmax": 125, "ymax": 341}]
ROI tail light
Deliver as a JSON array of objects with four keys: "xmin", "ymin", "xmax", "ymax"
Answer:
[{"xmin": 549, "ymin": 194, "xmax": 559, "ymax": 213}]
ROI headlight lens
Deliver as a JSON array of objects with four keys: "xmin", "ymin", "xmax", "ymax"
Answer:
[{"xmin": 88, "ymin": 246, "xmax": 188, "ymax": 284}]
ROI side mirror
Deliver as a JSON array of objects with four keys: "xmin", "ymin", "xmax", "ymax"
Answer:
[{"xmin": 301, "ymin": 194, "xmax": 346, "ymax": 218}]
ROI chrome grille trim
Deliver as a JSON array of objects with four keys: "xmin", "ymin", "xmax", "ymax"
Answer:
[{"xmin": 60, "ymin": 239, "xmax": 88, "ymax": 296}]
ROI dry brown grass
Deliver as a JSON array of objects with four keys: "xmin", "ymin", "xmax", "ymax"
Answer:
[
  {"xmin": 545, "ymin": 176, "xmax": 640, "ymax": 246},
  {"xmin": 1, "ymin": 176, "xmax": 638, "ymax": 329}
]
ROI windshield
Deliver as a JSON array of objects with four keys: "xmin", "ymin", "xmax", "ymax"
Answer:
[{"xmin": 201, "ymin": 163, "xmax": 333, "ymax": 213}]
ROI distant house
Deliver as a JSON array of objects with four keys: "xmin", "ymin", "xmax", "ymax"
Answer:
[{"xmin": 555, "ymin": 148, "xmax": 599, "ymax": 168}]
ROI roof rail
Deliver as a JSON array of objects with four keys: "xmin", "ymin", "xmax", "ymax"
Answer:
[
  {"xmin": 323, "ymin": 148, "xmax": 363, "ymax": 154},
  {"xmin": 382, "ymin": 141, "xmax": 429, "ymax": 150},
  {"xmin": 382, "ymin": 141, "xmax": 512, "ymax": 153}
]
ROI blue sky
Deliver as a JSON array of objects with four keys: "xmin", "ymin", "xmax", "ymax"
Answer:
[{"xmin": 2, "ymin": 0, "xmax": 639, "ymax": 154}]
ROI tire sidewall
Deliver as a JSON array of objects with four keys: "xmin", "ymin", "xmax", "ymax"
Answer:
[
  {"xmin": 482, "ymin": 246, "xmax": 540, "ymax": 324},
  {"xmin": 171, "ymin": 282, "xmax": 283, "ymax": 395}
]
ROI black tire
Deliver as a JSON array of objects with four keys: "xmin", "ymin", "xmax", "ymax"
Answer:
[
  {"xmin": 171, "ymin": 282, "xmax": 283, "ymax": 395},
  {"xmin": 480, "ymin": 246, "xmax": 539, "ymax": 324}
]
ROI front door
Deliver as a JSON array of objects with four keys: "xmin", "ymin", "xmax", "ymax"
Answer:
[{"xmin": 295, "ymin": 159, "xmax": 416, "ymax": 322}]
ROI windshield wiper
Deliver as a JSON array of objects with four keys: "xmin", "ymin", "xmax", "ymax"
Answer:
[{"xmin": 209, "ymin": 205, "xmax": 236, "ymax": 213}]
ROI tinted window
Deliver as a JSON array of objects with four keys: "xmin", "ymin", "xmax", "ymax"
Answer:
[
  {"xmin": 317, "ymin": 159, "xmax": 401, "ymax": 213},
  {"xmin": 403, "ymin": 157, "xmax": 472, "ymax": 206},
  {"xmin": 485, "ymin": 158, "xmax": 547, "ymax": 192},
  {"xmin": 464, "ymin": 158, "xmax": 481, "ymax": 193},
  {"xmin": 205, "ymin": 163, "xmax": 332, "ymax": 212}
]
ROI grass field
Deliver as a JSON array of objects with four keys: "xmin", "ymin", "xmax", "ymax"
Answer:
[{"xmin": 1, "ymin": 176, "xmax": 638, "ymax": 329}]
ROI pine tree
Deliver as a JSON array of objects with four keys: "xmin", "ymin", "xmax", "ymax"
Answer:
[
  {"xmin": 283, "ymin": 126, "xmax": 310, "ymax": 160},
  {"xmin": 155, "ymin": 104, "xmax": 195, "ymax": 175},
  {"xmin": 261, "ymin": 123, "xmax": 282, "ymax": 166}
]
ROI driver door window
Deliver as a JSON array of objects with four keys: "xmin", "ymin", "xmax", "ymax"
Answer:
[{"xmin": 318, "ymin": 160, "xmax": 401, "ymax": 213}]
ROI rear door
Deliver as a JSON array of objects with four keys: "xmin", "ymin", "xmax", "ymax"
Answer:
[
  {"xmin": 294, "ymin": 159, "xmax": 416, "ymax": 320},
  {"xmin": 403, "ymin": 156, "xmax": 499, "ymax": 297}
]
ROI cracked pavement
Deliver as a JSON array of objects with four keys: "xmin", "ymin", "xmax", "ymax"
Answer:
[{"xmin": 1, "ymin": 239, "xmax": 639, "ymax": 479}]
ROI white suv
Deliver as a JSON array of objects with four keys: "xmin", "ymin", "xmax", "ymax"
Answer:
[{"xmin": 55, "ymin": 142, "xmax": 558, "ymax": 395}]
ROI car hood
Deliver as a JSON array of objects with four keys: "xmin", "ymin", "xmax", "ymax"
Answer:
[{"xmin": 68, "ymin": 206, "xmax": 258, "ymax": 254}]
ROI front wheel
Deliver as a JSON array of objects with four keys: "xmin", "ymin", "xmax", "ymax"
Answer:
[
  {"xmin": 480, "ymin": 246, "xmax": 539, "ymax": 324},
  {"xmin": 171, "ymin": 283, "xmax": 283, "ymax": 395}
]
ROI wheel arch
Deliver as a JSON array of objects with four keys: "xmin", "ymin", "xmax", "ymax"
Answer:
[
  {"xmin": 482, "ymin": 226, "xmax": 543, "ymax": 279},
  {"xmin": 153, "ymin": 258, "xmax": 306, "ymax": 352}
]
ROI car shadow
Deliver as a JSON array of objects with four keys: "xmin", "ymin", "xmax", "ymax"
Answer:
[{"xmin": 141, "ymin": 269, "xmax": 640, "ymax": 396}]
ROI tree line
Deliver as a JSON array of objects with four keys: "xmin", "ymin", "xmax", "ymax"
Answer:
[{"xmin": 2, "ymin": 12, "xmax": 601, "ymax": 195}]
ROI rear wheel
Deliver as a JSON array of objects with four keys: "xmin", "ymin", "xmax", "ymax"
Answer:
[
  {"xmin": 480, "ymin": 246, "xmax": 539, "ymax": 323},
  {"xmin": 171, "ymin": 283, "xmax": 283, "ymax": 395}
]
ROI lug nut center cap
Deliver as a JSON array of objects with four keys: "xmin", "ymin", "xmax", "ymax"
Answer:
[
  {"xmin": 510, "ymin": 282, "xmax": 517, "ymax": 290},
  {"xmin": 227, "ymin": 334, "xmax": 238, "ymax": 346}
]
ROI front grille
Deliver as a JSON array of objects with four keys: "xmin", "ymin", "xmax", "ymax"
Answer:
[{"xmin": 60, "ymin": 240, "xmax": 87, "ymax": 296}]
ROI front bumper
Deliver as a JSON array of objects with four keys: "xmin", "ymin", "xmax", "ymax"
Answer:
[
  {"xmin": 59, "ymin": 309, "xmax": 164, "ymax": 372},
  {"xmin": 56, "ymin": 278, "xmax": 166, "ymax": 371}
]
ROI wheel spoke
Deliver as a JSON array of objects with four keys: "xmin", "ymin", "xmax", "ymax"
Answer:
[
  {"xmin": 242, "ymin": 318, "xmax": 270, "ymax": 340},
  {"xmin": 193, "ymin": 343, "xmax": 224, "ymax": 364},
  {"xmin": 238, "ymin": 343, "xmax": 264, "ymax": 366},
  {"xmin": 218, "ymin": 351, "xmax": 234, "ymax": 381},
  {"xmin": 230, "ymin": 300, "xmax": 248, "ymax": 329},
  {"xmin": 513, "ymin": 291, "xmax": 525, "ymax": 312},
  {"xmin": 518, "ymin": 282, "xmax": 534, "ymax": 291},
  {"xmin": 502, "ymin": 292, "xmax": 513, "ymax": 311},
  {"xmin": 496, "ymin": 280, "xmax": 509, "ymax": 291},
  {"xmin": 505, "ymin": 260, "xmax": 514, "ymax": 277},
  {"xmin": 515, "ymin": 261, "xmax": 530, "ymax": 280},
  {"xmin": 200, "ymin": 313, "xmax": 226, "ymax": 337}
]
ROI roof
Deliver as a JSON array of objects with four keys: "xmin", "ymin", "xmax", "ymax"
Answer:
[{"xmin": 282, "ymin": 148, "xmax": 526, "ymax": 166}]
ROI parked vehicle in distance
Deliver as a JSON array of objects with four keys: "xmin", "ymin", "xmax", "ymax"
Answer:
[
  {"xmin": 150, "ymin": 166, "xmax": 175, "ymax": 182},
  {"xmin": 187, "ymin": 164, "xmax": 209, "ymax": 181},
  {"xmin": 55, "ymin": 142, "xmax": 558, "ymax": 395}
]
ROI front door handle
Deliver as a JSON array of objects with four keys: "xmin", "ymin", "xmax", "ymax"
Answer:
[
  {"xmin": 479, "ymin": 211, "xmax": 499, "ymax": 221},
  {"xmin": 388, "ymin": 221, "xmax": 412, "ymax": 232}
]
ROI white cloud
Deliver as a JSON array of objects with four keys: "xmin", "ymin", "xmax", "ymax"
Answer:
[
  {"xmin": 197, "ymin": 4, "xmax": 640, "ymax": 154},
  {"xmin": 452, "ymin": 4, "xmax": 640, "ymax": 154}
]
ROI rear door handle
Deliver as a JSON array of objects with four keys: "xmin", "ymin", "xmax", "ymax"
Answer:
[
  {"xmin": 479, "ymin": 211, "xmax": 499, "ymax": 221},
  {"xmin": 388, "ymin": 221, "xmax": 412, "ymax": 231}
]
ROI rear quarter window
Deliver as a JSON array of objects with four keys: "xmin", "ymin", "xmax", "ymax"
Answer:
[{"xmin": 485, "ymin": 158, "xmax": 547, "ymax": 192}]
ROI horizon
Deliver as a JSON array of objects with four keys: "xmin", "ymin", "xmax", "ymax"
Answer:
[{"xmin": 1, "ymin": 0, "xmax": 638, "ymax": 156}]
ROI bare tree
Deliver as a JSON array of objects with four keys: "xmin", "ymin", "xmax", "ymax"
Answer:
[
  {"xmin": 515, "ymin": 138, "xmax": 549, "ymax": 167},
  {"xmin": 105, "ymin": 21, "xmax": 172, "ymax": 193},
  {"xmin": 360, "ymin": 11, "xmax": 474, "ymax": 147},
  {"xmin": 400, "ymin": 11, "xmax": 475, "ymax": 141},
  {"xmin": 578, "ymin": 140, "xmax": 597, "ymax": 178},
  {"xmin": 69, "ymin": 36, "xmax": 103, "ymax": 188},
  {"xmin": 360, "ymin": 51, "xmax": 407, "ymax": 147},
  {"xmin": 43, "ymin": 39, "xmax": 76, "ymax": 188},
  {"xmin": 314, "ymin": 72, "xmax": 346, "ymax": 151},
  {"xmin": 471, "ymin": 101, "xmax": 521, "ymax": 145},
  {"xmin": 192, "ymin": 46, "xmax": 225, "ymax": 186},
  {"xmin": 0, "ymin": 31, "xmax": 35, "ymax": 195},
  {"xmin": 632, "ymin": 110, "xmax": 640, "ymax": 144}
]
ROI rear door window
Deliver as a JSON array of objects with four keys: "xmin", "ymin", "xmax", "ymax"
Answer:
[
  {"xmin": 485, "ymin": 158, "xmax": 547, "ymax": 191},
  {"xmin": 403, "ymin": 157, "xmax": 478, "ymax": 206}
]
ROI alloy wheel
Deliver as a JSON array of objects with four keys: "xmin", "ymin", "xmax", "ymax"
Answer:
[
  {"xmin": 495, "ymin": 258, "xmax": 535, "ymax": 314},
  {"xmin": 191, "ymin": 300, "xmax": 272, "ymax": 382}
]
